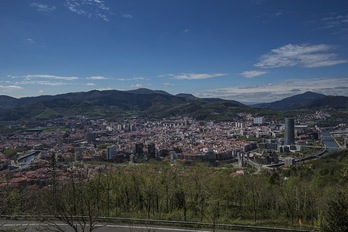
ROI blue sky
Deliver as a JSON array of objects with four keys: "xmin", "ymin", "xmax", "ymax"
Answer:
[{"xmin": 1, "ymin": 0, "xmax": 348, "ymax": 103}]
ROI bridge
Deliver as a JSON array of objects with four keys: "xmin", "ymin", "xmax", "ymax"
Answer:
[
  {"xmin": 300, "ymin": 145, "xmax": 340, "ymax": 149},
  {"xmin": 330, "ymin": 131, "xmax": 348, "ymax": 135}
]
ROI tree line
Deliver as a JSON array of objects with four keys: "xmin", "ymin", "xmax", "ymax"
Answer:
[{"xmin": 1, "ymin": 150, "xmax": 348, "ymax": 232}]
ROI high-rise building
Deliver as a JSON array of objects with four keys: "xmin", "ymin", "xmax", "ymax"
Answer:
[
  {"xmin": 284, "ymin": 118, "xmax": 295, "ymax": 145},
  {"xmin": 106, "ymin": 145, "xmax": 117, "ymax": 160},
  {"xmin": 253, "ymin": 117, "xmax": 265, "ymax": 125},
  {"xmin": 147, "ymin": 143, "xmax": 156, "ymax": 158},
  {"xmin": 135, "ymin": 143, "xmax": 144, "ymax": 156}
]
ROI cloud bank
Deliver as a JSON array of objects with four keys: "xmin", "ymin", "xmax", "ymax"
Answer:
[
  {"xmin": 241, "ymin": 70, "xmax": 267, "ymax": 78},
  {"xmin": 5, "ymin": 74, "xmax": 79, "ymax": 88},
  {"xmin": 0, "ymin": 85, "xmax": 23, "ymax": 92},
  {"xmin": 24, "ymin": 74, "xmax": 79, "ymax": 81},
  {"xmin": 164, "ymin": 73, "xmax": 227, "ymax": 80},
  {"xmin": 87, "ymin": 76, "xmax": 107, "ymax": 80},
  {"xmin": 116, "ymin": 77, "xmax": 146, "ymax": 81},
  {"xmin": 255, "ymin": 44, "xmax": 348, "ymax": 68},
  {"xmin": 195, "ymin": 77, "xmax": 348, "ymax": 104}
]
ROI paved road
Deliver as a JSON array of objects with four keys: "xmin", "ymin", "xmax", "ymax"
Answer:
[
  {"xmin": 0, "ymin": 220, "xmax": 308, "ymax": 232},
  {"xmin": 0, "ymin": 220, "xmax": 232, "ymax": 232}
]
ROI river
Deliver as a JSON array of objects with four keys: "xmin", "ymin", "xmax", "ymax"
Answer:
[{"xmin": 321, "ymin": 131, "xmax": 340, "ymax": 155}]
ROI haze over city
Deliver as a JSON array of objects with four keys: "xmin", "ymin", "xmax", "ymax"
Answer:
[{"xmin": 1, "ymin": 0, "xmax": 348, "ymax": 103}]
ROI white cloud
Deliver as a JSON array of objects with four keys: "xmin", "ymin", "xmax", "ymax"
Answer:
[
  {"xmin": 8, "ymin": 74, "xmax": 78, "ymax": 87},
  {"xmin": 98, "ymin": 13, "xmax": 109, "ymax": 22},
  {"xmin": 163, "ymin": 82, "xmax": 175, "ymax": 88},
  {"xmin": 65, "ymin": 0, "xmax": 111, "ymax": 21},
  {"xmin": 97, "ymin": 87, "xmax": 114, "ymax": 91},
  {"xmin": 122, "ymin": 14, "xmax": 133, "ymax": 19},
  {"xmin": 164, "ymin": 73, "xmax": 227, "ymax": 80},
  {"xmin": 274, "ymin": 11, "xmax": 283, "ymax": 17},
  {"xmin": 24, "ymin": 74, "xmax": 79, "ymax": 81},
  {"xmin": 131, "ymin": 84, "xmax": 143, "ymax": 88},
  {"xmin": 241, "ymin": 70, "xmax": 267, "ymax": 78},
  {"xmin": 133, "ymin": 77, "xmax": 145, "ymax": 80},
  {"xmin": 26, "ymin": 38, "xmax": 35, "ymax": 44},
  {"xmin": 255, "ymin": 44, "xmax": 348, "ymax": 68},
  {"xmin": 116, "ymin": 77, "xmax": 146, "ymax": 81},
  {"xmin": 321, "ymin": 14, "xmax": 348, "ymax": 30},
  {"xmin": 87, "ymin": 76, "xmax": 107, "ymax": 80},
  {"xmin": 14, "ymin": 80, "xmax": 69, "ymax": 86},
  {"xmin": 30, "ymin": 2, "xmax": 56, "ymax": 13},
  {"xmin": 15, "ymin": 81, "xmax": 67, "ymax": 86},
  {"xmin": 195, "ymin": 77, "xmax": 348, "ymax": 103},
  {"xmin": 306, "ymin": 13, "xmax": 348, "ymax": 39},
  {"xmin": 0, "ymin": 85, "xmax": 23, "ymax": 92},
  {"xmin": 36, "ymin": 81, "xmax": 67, "ymax": 86}
]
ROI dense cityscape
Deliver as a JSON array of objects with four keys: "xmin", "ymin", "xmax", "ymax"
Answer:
[
  {"xmin": 0, "ymin": 88, "xmax": 347, "ymax": 232},
  {"xmin": 0, "ymin": 92, "xmax": 347, "ymax": 232},
  {"xmin": 2, "ymin": 0, "xmax": 348, "ymax": 231},
  {"xmin": 0, "ymin": 110, "xmax": 346, "ymax": 188}
]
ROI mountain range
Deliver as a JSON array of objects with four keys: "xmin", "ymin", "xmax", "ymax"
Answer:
[
  {"xmin": 253, "ymin": 91, "xmax": 348, "ymax": 110},
  {"xmin": 0, "ymin": 89, "xmax": 346, "ymax": 121},
  {"xmin": 0, "ymin": 88, "xmax": 245, "ymax": 121}
]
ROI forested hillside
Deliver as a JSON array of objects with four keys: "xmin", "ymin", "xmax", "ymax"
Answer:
[{"xmin": 1, "ymin": 149, "xmax": 348, "ymax": 231}]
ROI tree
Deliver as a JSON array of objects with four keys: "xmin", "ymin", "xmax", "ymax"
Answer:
[
  {"xmin": 320, "ymin": 191, "xmax": 348, "ymax": 232},
  {"xmin": 244, "ymin": 175, "xmax": 263, "ymax": 222},
  {"xmin": 208, "ymin": 199, "xmax": 220, "ymax": 232},
  {"xmin": 0, "ymin": 188, "xmax": 18, "ymax": 216},
  {"xmin": 43, "ymin": 154, "xmax": 105, "ymax": 232},
  {"xmin": 45, "ymin": 172, "xmax": 106, "ymax": 232}
]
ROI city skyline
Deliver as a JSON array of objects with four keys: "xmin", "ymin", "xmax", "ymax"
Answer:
[{"xmin": 1, "ymin": 0, "xmax": 348, "ymax": 103}]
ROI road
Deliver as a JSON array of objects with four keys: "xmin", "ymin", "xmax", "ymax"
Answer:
[
  {"xmin": 0, "ymin": 220, "xmax": 242, "ymax": 232},
  {"xmin": 0, "ymin": 219, "xmax": 309, "ymax": 232}
]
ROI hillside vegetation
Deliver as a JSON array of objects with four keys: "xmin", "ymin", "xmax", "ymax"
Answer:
[{"xmin": 1, "ymin": 149, "xmax": 348, "ymax": 231}]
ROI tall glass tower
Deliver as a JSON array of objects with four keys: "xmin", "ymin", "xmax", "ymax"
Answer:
[{"xmin": 285, "ymin": 118, "xmax": 295, "ymax": 145}]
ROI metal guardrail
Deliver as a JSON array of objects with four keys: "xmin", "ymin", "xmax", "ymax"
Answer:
[{"xmin": 0, "ymin": 214, "xmax": 311, "ymax": 232}]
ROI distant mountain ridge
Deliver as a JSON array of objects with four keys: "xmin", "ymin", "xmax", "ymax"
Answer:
[
  {"xmin": 0, "ymin": 89, "xmax": 347, "ymax": 121},
  {"xmin": 0, "ymin": 88, "xmax": 246, "ymax": 121},
  {"xmin": 252, "ymin": 91, "xmax": 341, "ymax": 109}
]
